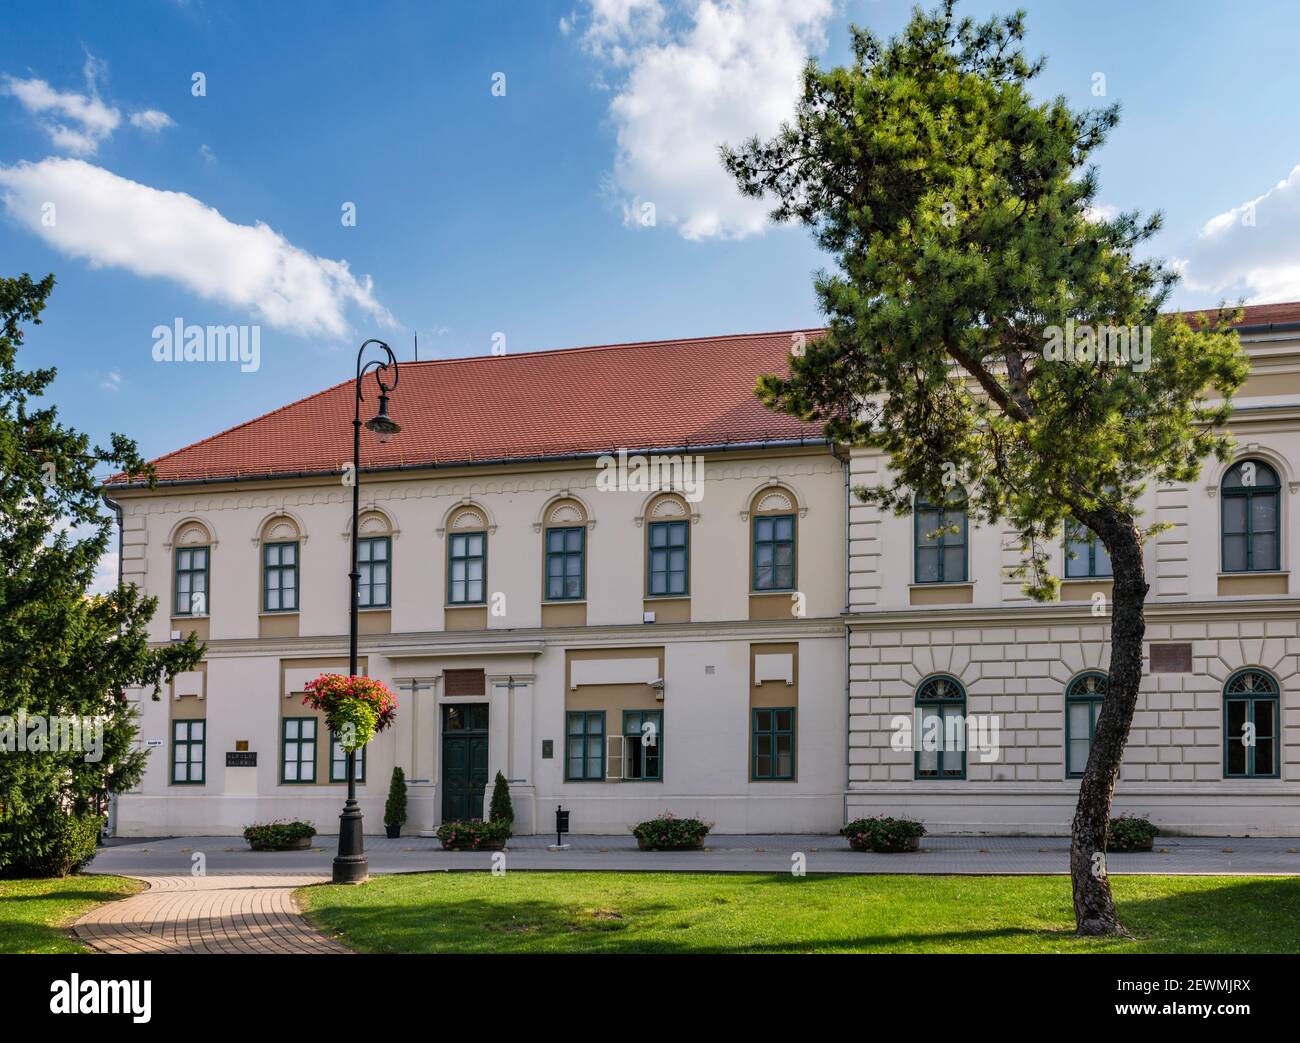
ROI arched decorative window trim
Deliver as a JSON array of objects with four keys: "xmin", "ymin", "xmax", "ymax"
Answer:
[
  {"xmin": 164, "ymin": 516, "xmax": 217, "ymax": 549},
  {"xmin": 739, "ymin": 480, "xmax": 807, "ymax": 522},
  {"xmin": 532, "ymin": 492, "xmax": 595, "ymax": 534},
  {"xmin": 1223, "ymin": 668, "xmax": 1281, "ymax": 779},
  {"xmin": 436, "ymin": 499, "xmax": 497, "ymax": 537},
  {"xmin": 914, "ymin": 490, "xmax": 969, "ymax": 584},
  {"xmin": 1064, "ymin": 671, "xmax": 1107, "ymax": 778},
  {"xmin": 914, "ymin": 674, "xmax": 967, "ymax": 781},
  {"xmin": 1219, "ymin": 457, "xmax": 1283, "ymax": 573},
  {"xmin": 1206, "ymin": 446, "xmax": 1298, "ymax": 497},
  {"xmin": 634, "ymin": 491, "xmax": 700, "ymax": 528},
  {"xmin": 341, "ymin": 506, "xmax": 400, "ymax": 541},
  {"xmin": 252, "ymin": 510, "xmax": 308, "ymax": 546}
]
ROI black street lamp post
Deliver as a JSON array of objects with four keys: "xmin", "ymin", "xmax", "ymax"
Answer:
[{"xmin": 333, "ymin": 339, "xmax": 401, "ymax": 885}]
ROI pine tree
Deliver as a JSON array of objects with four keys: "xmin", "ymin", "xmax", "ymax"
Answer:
[{"xmin": 0, "ymin": 273, "xmax": 203, "ymax": 876}]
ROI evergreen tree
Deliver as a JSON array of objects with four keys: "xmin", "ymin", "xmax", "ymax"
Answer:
[{"xmin": 489, "ymin": 770, "xmax": 513, "ymax": 826}]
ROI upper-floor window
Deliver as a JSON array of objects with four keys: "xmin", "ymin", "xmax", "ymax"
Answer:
[
  {"xmin": 1064, "ymin": 519, "xmax": 1112, "ymax": 578},
  {"xmin": 1224, "ymin": 669, "xmax": 1279, "ymax": 778},
  {"xmin": 915, "ymin": 492, "xmax": 968, "ymax": 583},
  {"xmin": 915, "ymin": 675, "xmax": 966, "ymax": 779},
  {"xmin": 750, "ymin": 487, "xmax": 798, "ymax": 592},
  {"xmin": 357, "ymin": 536, "xmax": 390, "ymax": 608},
  {"xmin": 544, "ymin": 499, "xmax": 588, "ymax": 601},
  {"xmin": 445, "ymin": 505, "xmax": 488, "ymax": 605},
  {"xmin": 648, "ymin": 520, "xmax": 689, "ymax": 596},
  {"xmin": 174, "ymin": 546, "xmax": 209, "ymax": 616},
  {"xmin": 263, "ymin": 541, "xmax": 299, "ymax": 612},
  {"xmin": 1065, "ymin": 672, "xmax": 1106, "ymax": 778},
  {"xmin": 1222, "ymin": 460, "xmax": 1281, "ymax": 573}
]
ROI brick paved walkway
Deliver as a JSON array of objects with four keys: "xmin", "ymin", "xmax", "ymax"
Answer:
[{"xmin": 73, "ymin": 874, "xmax": 350, "ymax": 954}]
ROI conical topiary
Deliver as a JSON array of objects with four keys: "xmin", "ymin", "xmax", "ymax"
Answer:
[
  {"xmin": 384, "ymin": 766, "xmax": 407, "ymax": 828},
  {"xmin": 489, "ymin": 770, "xmax": 514, "ymax": 827}
]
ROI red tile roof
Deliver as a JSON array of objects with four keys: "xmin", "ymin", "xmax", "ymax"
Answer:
[
  {"xmin": 110, "ymin": 330, "xmax": 828, "ymax": 486},
  {"xmin": 1177, "ymin": 301, "xmax": 1300, "ymax": 328}
]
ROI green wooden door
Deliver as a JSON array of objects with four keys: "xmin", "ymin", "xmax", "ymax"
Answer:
[{"xmin": 441, "ymin": 703, "xmax": 489, "ymax": 821}]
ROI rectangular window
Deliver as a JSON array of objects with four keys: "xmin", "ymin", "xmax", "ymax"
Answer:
[
  {"xmin": 1064, "ymin": 520, "xmax": 1112, "ymax": 579},
  {"xmin": 1225, "ymin": 697, "xmax": 1279, "ymax": 778},
  {"xmin": 1223, "ymin": 492, "xmax": 1280, "ymax": 572},
  {"xmin": 565, "ymin": 710, "xmax": 604, "ymax": 780},
  {"xmin": 647, "ymin": 520, "xmax": 689, "ymax": 596},
  {"xmin": 357, "ymin": 536, "xmax": 390, "ymax": 608},
  {"xmin": 174, "ymin": 546, "xmax": 209, "ymax": 616},
  {"xmin": 915, "ymin": 503, "xmax": 968, "ymax": 583},
  {"xmin": 330, "ymin": 733, "xmax": 367, "ymax": 783},
  {"xmin": 282, "ymin": 717, "xmax": 317, "ymax": 783},
  {"xmin": 546, "ymin": 527, "xmax": 585, "ymax": 600},
  {"xmin": 263, "ymin": 541, "xmax": 299, "ymax": 612},
  {"xmin": 171, "ymin": 719, "xmax": 205, "ymax": 784},
  {"xmin": 448, "ymin": 531, "xmax": 486, "ymax": 604},
  {"xmin": 622, "ymin": 710, "xmax": 663, "ymax": 781},
  {"xmin": 752, "ymin": 514, "xmax": 795, "ymax": 591},
  {"xmin": 751, "ymin": 707, "xmax": 795, "ymax": 780},
  {"xmin": 1066, "ymin": 697, "xmax": 1103, "ymax": 777}
]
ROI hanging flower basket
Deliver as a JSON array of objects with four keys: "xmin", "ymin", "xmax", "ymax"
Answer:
[{"xmin": 302, "ymin": 674, "xmax": 398, "ymax": 750}]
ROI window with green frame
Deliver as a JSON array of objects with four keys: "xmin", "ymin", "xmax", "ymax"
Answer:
[
  {"xmin": 752, "ymin": 514, "xmax": 795, "ymax": 591},
  {"xmin": 357, "ymin": 536, "xmax": 390, "ymax": 608},
  {"xmin": 915, "ymin": 493, "xmax": 968, "ymax": 583},
  {"xmin": 1065, "ymin": 672, "xmax": 1106, "ymax": 777},
  {"xmin": 1222, "ymin": 460, "xmax": 1281, "ymax": 573},
  {"xmin": 1064, "ymin": 519, "xmax": 1112, "ymax": 579},
  {"xmin": 171, "ymin": 719, "xmax": 205, "ymax": 784},
  {"xmin": 281, "ymin": 717, "xmax": 317, "ymax": 783},
  {"xmin": 263, "ymin": 541, "xmax": 299, "ymax": 611},
  {"xmin": 1224, "ymin": 669, "xmax": 1280, "ymax": 778},
  {"xmin": 448, "ymin": 530, "xmax": 486, "ymax": 604},
  {"xmin": 546, "ymin": 526, "xmax": 585, "ymax": 600},
  {"xmin": 565, "ymin": 710, "xmax": 604, "ymax": 780},
  {"xmin": 915, "ymin": 675, "xmax": 966, "ymax": 779},
  {"xmin": 330, "ymin": 733, "xmax": 366, "ymax": 783},
  {"xmin": 751, "ymin": 707, "xmax": 795, "ymax": 780},
  {"xmin": 647, "ymin": 520, "xmax": 689, "ymax": 596},
  {"xmin": 622, "ymin": 709, "xmax": 662, "ymax": 780},
  {"xmin": 174, "ymin": 546, "xmax": 209, "ymax": 616}
]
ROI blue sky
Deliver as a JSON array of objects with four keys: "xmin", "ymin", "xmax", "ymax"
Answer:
[{"xmin": 3, "ymin": 0, "xmax": 1300, "ymax": 477}]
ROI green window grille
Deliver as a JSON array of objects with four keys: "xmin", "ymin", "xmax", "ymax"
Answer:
[
  {"xmin": 263, "ymin": 541, "xmax": 299, "ymax": 612},
  {"xmin": 1065, "ymin": 672, "xmax": 1106, "ymax": 777},
  {"xmin": 448, "ymin": 531, "xmax": 486, "ymax": 604},
  {"xmin": 751, "ymin": 707, "xmax": 796, "ymax": 780},
  {"xmin": 174, "ymin": 546, "xmax": 209, "ymax": 616},
  {"xmin": 171, "ymin": 719, "xmax": 205, "ymax": 784},
  {"xmin": 565, "ymin": 711, "xmax": 604, "ymax": 780},
  {"xmin": 282, "ymin": 717, "xmax": 317, "ymax": 783},
  {"xmin": 648, "ymin": 520, "xmax": 689, "ymax": 596},
  {"xmin": 752, "ymin": 514, "xmax": 795, "ymax": 591},
  {"xmin": 357, "ymin": 536, "xmax": 390, "ymax": 608},
  {"xmin": 915, "ymin": 675, "xmax": 966, "ymax": 779},
  {"xmin": 915, "ymin": 495, "xmax": 968, "ymax": 583},
  {"xmin": 1224, "ymin": 670, "xmax": 1280, "ymax": 778},
  {"xmin": 1221, "ymin": 460, "xmax": 1281, "ymax": 572},
  {"xmin": 546, "ymin": 527, "xmax": 585, "ymax": 600}
]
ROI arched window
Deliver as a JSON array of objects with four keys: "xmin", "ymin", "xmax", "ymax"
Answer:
[
  {"xmin": 915, "ymin": 491, "xmax": 968, "ymax": 583},
  {"xmin": 915, "ymin": 675, "xmax": 966, "ymax": 780},
  {"xmin": 446, "ymin": 505, "xmax": 487, "ymax": 605},
  {"xmin": 750, "ymin": 487, "xmax": 797, "ymax": 592},
  {"xmin": 1224, "ymin": 669, "xmax": 1280, "ymax": 778},
  {"xmin": 544, "ymin": 498, "xmax": 588, "ymax": 601},
  {"xmin": 172, "ymin": 520, "xmax": 212, "ymax": 616},
  {"xmin": 1222, "ymin": 460, "xmax": 1281, "ymax": 573},
  {"xmin": 260, "ymin": 515, "xmax": 301, "ymax": 612},
  {"xmin": 355, "ymin": 510, "xmax": 392, "ymax": 609},
  {"xmin": 1065, "ymin": 672, "xmax": 1106, "ymax": 777},
  {"xmin": 646, "ymin": 493, "xmax": 690, "ymax": 597}
]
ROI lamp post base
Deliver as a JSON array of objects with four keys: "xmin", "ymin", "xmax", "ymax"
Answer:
[{"xmin": 332, "ymin": 798, "xmax": 368, "ymax": 884}]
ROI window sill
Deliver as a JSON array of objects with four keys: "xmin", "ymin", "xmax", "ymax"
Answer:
[
  {"xmin": 543, "ymin": 599, "xmax": 587, "ymax": 605},
  {"xmin": 259, "ymin": 610, "xmax": 300, "ymax": 616}
]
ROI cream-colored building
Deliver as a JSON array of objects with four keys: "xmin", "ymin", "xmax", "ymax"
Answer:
[{"xmin": 107, "ymin": 310, "xmax": 1300, "ymax": 837}]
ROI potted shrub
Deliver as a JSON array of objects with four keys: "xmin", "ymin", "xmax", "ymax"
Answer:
[
  {"xmin": 384, "ymin": 766, "xmax": 407, "ymax": 839},
  {"xmin": 489, "ymin": 770, "xmax": 514, "ymax": 826},
  {"xmin": 841, "ymin": 815, "xmax": 926, "ymax": 852},
  {"xmin": 243, "ymin": 821, "xmax": 316, "ymax": 851},
  {"xmin": 1108, "ymin": 813, "xmax": 1158, "ymax": 852},
  {"xmin": 436, "ymin": 818, "xmax": 511, "ymax": 851},
  {"xmin": 631, "ymin": 813, "xmax": 711, "ymax": 851}
]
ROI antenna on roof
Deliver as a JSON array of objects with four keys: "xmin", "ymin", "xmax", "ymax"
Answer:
[{"xmin": 414, "ymin": 332, "xmax": 418, "ymax": 362}]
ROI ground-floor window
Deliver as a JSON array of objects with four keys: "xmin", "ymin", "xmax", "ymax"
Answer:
[
  {"xmin": 622, "ymin": 709, "xmax": 662, "ymax": 781},
  {"xmin": 330, "ymin": 733, "xmax": 367, "ymax": 783},
  {"xmin": 171, "ymin": 719, "xmax": 205, "ymax": 784},
  {"xmin": 282, "ymin": 717, "xmax": 317, "ymax": 783},
  {"xmin": 1224, "ymin": 670, "xmax": 1279, "ymax": 778},
  {"xmin": 1065, "ymin": 672, "xmax": 1106, "ymax": 778},
  {"xmin": 566, "ymin": 711, "xmax": 604, "ymax": 780},
  {"xmin": 751, "ymin": 707, "xmax": 795, "ymax": 780},
  {"xmin": 915, "ymin": 675, "xmax": 965, "ymax": 779}
]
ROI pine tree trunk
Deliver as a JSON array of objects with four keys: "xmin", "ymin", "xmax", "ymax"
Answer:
[{"xmin": 1069, "ymin": 507, "xmax": 1148, "ymax": 935}]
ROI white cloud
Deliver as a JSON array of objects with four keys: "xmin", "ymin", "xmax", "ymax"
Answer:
[
  {"xmin": 572, "ymin": 0, "xmax": 834, "ymax": 240},
  {"xmin": 1180, "ymin": 164, "xmax": 1300, "ymax": 305},
  {"xmin": 100, "ymin": 369, "xmax": 122, "ymax": 392},
  {"xmin": 129, "ymin": 109, "xmax": 176, "ymax": 132},
  {"xmin": 0, "ymin": 158, "xmax": 395, "ymax": 338},
  {"xmin": 1084, "ymin": 202, "xmax": 1118, "ymax": 223}
]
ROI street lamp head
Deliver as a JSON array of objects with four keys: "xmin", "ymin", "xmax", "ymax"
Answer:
[{"xmin": 364, "ymin": 392, "xmax": 401, "ymax": 443}]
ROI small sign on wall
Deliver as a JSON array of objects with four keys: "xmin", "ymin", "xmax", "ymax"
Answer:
[
  {"xmin": 541, "ymin": 739, "xmax": 554, "ymax": 759},
  {"xmin": 226, "ymin": 751, "xmax": 258, "ymax": 767},
  {"xmin": 1149, "ymin": 643, "xmax": 1193, "ymax": 673},
  {"xmin": 145, "ymin": 739, "xmax": 164, "ymax": 748}
]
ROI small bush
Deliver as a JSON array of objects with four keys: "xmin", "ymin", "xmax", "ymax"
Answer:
[
  {"xmin": 1108, "ymin": 814, "xmax": 1159, "ymax": 851},
  {"xmin": 841, "ymin": 815, "xmax": 926, "ymax": 852},
  {"xmin": 489, "ymin": 771, "xmax": 514, "ymax": 825},
  {"xmin": 384, "ymin": 767, "xmax": 408, "ymax": 828},
  {"xmin": 631, "ymin": 814, "xmax": 712, "ymax": 850},
  {"xmin": 1, "ymin": 812, "xmax": 103, "ymax": 878},
  {"xmin": 242, "ymin": 821, "xmax": 316, "ymax": 851},
  {"xmin": 436, "ymin": 818, "xmax": 512, "ymax": 850}
]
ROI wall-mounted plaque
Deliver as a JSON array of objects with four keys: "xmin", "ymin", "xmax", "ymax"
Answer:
[
  {"xmin": 226, "ymin": 751, "xmax": 258, "ymax": 767},
  {"xmin": 541, "ymin": 739, "xmax": 554, "ymax": 759},
  {"xmin": 1149, "ymin": 643, "xmax": 1192, "ymax": 673}
]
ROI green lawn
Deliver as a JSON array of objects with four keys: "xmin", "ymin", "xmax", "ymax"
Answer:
[
  {"xmin": 0, "ymin": 875, "xmax": 144, "ymax": 954},
  {"xmin": 299, "ymin": 872, "xmax": 1300, "ymax": 954}
]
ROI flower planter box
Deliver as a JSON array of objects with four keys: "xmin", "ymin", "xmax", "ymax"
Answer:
[
  {"xmin": 440, "ymin": 838, "xmax": 507, "ymax": 852},
  {"xmin": 847, "ymin": 835, "xmax": 920, "ymax": 853},
  {"xmin": 636, "ymin": 838, "xmax": 705, "ymax": 852},
  {"xmin": 385, "ymin": 824, "xmax": 401, "ymax": 839},
  {"xmin": 243, "ymin": 822, "xmax": 316, "ymax": 851}
]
